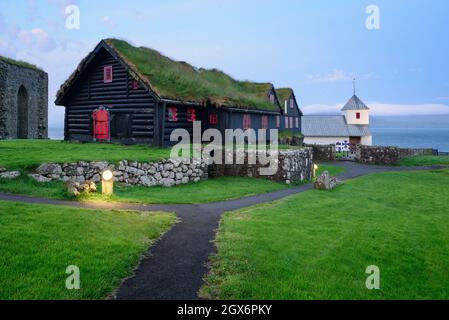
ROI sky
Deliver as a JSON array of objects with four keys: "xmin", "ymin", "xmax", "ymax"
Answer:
[{"xmin": 0, "ymin": 0, "xmax": 448, "ymax": 127}]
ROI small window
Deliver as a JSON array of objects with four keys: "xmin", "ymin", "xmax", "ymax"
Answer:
[
  {"xmin": 261, "ymin": 116, "xmax": 268, "ymax": 129},
  {"xmin": 209, "ymin": 113, "xmax": 218, "ymax": 125},
  {"xmin": 289, "ymin": 117, "xmax": 293, "ymax": 128},
  {"xmin": 356, "ymin": 112, "xmax": 361, "ymax": 119},
  {"xmin": 132, "ymin": 80, "xmax": 139, "ymax": 90},
  {"xmin": 285, "ymin": 116, "xmax": 289, "ymax": 129},
  {"xmin": 104, "ymin": 66, "xmax": 113, "ymax": 83},
  {"xmin": 290, "ymin": 99, "xmax": 294, "ymax": 109},
  {"xmin": 243, "ymin": 114, "xmax": 251, "ymax": 130},
  {"xmin": 187, "ymin": 108, "xmax": 196, "ymax": 122},
  {"xmin": 295, "ymin": 117, "xmax": 299, "ymax": 128},
  {"xmin": 276, "ymin": 116, "xmax": 280, "ymax": 128},
  {"xmin": 168, "ymin": 107, "xmax": 178, "ymax": 122},
  {"xmin": 269, "ymin": 94, "xmax": 275, "ymax": 104}
]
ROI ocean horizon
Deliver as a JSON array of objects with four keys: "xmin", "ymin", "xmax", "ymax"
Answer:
[{"xmin": 47, "ymin": 114, "xmax": 449, "ymax": 152}]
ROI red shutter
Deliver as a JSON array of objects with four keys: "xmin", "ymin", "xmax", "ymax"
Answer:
[
  {"xmin": 356, "ymin": 112, "xmax": 361, "ymax": 119},
  {"xmin": 168, "ymin": 107, "xmax": 178, "ymax": 122},
  {"xmin": 187, "ymin": 108, "xmax": 196, "ymax": 122},
  {"xmin": 243, "ymin": 114, "xmax": 251, "ymax": 130},
  {"xmin": 261, "ymin": 116, "xmax": 268, "ymax": 129},
  {"xmin": 132, "ymin": 80, "xmax": 139, "ymax": 90},
  {"xmin": 209, "ymin": 113, "xmax": 218, "ymax": 125},
  {"xmin": 104, "ymin": 66, "xmax": 113, "ymax": 83}
]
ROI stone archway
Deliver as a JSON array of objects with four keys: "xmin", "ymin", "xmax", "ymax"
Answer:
[{"xmin": 17, "ymin": 85, "xmax": 29, "ymax": 139}]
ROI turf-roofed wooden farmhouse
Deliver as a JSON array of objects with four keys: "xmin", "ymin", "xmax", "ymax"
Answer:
[{"xmin": 55, "ymin": 39, "xmax": 303, "ymax": 146}]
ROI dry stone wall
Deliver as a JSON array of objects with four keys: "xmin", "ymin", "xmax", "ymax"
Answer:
[
  {"xmin": 209, "ymin": 148, "xmax": 314, "ymax": 184},
  {"xmin": 355, "ymin": 145, "xmax": 401, "ymax": 165},
  {"xmin": 28, "ymin": 149, "xmax": 314, "ymax": 187},
  {"xmin": 305, "ymin": 144, "xmax": 336, "ymax": 161},
  {"xmin": 31, "ymin": 159, "xmax": 209, "ymax": 187}
]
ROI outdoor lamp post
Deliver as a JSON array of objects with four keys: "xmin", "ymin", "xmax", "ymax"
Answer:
[
  {"xmin": 102, "ymin": 170, "xmax": 114, "ymax": 196},
  {"xmin": 313, "ymin": 164, "xmax": 319, "ymax": 178}
]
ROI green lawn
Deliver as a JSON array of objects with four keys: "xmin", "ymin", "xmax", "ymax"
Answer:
[
  {"xmin": 201, "ymin": 169, "xmax": 449, "ymax": 299},
  {"xmin": 0, "ymin": 175, "xmax": 291, "ymax": 204},
  {"xmin": 0, "ymin": 140, "xmax": 171, "ymax": 170},
  {"xmin": 0, "ymin": 140, "xmax": 298, "ymax": 171},
  {"xmin": 0, "ymin": 200, "xmax": 175, "ymax": 300},
  {"xmin": 316, "ymin": 164, "xmax": 347, "ymax": 177},
  {"xmin": 399, "ymin": 155, "xmax": 449, "ymax": 167}
]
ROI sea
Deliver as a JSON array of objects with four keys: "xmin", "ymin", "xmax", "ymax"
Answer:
[
  {"xmin": 371, "ymin": 115, "xmax": 449, "ymax": 152},
  {"xmin": 47, "ymin": 115, "xmax": 449, "ymax": 152}
]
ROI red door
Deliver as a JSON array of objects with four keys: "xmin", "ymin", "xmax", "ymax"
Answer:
[{"xmin": 93, "ymin": 108, "xmax": 110, "ymax": 141}]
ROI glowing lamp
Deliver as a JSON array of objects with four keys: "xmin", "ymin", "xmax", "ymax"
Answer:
[
  {"xmin": 313, "ymin": 164, "xmax": 319, "ymax": 177},
  {"xmin": 102, "ymin": 170, "xmax": 114, "ymax": 195}
]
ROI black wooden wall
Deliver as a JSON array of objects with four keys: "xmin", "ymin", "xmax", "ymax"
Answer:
[
  {"xmin": 280, "ymin": 93, "xmax": 302, "ymax": 133},
  {"xmin": 62, "ymin": 47, "xmax": 156, "ymax": 144}
]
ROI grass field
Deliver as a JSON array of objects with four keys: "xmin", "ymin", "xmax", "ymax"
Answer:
[
  {"xmin": 0, "ymin": 140, "xmax": 299, "ymax": 171},
  {"xmin": 0, "ymin": 175, "xmax": 291, "ymax": 204},
  {"xmin": 201, "ymin": 169, "xmax": 449, "ymax": 299},
  {"xmin": 399, "ymin": 155, "xmax": 449, "ymax": 167},
  {"xmin": 0, "ymin": 200, "xmax": 175, "ymax": 300},
  {"xmin": 316, "ymin": 164, "xmax": 346, "ymax": 177},
  {"xmin": 0, "ymin": 140, "xmax": 171, "ymax": 170}
]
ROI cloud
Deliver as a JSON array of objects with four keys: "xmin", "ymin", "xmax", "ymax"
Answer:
[
  {"xmin": 101, "ymin": 16, "xmax": 116, "ymax": 28},
  {"xmin": 306, "ymin": 70, "xmax": 374, "ymax": 83},
  {"xmin": 302, "ymin": 102, "xmax": 449, "ymax": 116},
  {"xmin": 14, "ymin": 28, "xmax": 57, "ymax": 52}
]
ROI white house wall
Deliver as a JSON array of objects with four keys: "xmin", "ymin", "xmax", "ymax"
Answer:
[
  {"xmin": 343, "ymin": 110, "xmax": 369, "ymax": 125},
  {"xmin": 361, "ymin": 135, "xmax": 373, "ymax": 145},
  {"xmin": 304, "ymin": 135, "xmax": 373, "ymax": 151}
]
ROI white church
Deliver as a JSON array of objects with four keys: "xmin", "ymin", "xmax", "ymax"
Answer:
[{"xmin": 301, "ymin": 94, "xmax": 373, "ymax": 151}]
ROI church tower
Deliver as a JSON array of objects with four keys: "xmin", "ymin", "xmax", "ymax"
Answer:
[{"xmin": 341, "ymin": 79, "xmax": 370, "ymax": 125}]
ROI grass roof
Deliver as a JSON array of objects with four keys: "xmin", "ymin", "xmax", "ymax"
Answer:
[
  {"xmin": 0, "ymin": 55, "xmax": 43, "ymax": 72},
  {"xmin": 104, "ymin": 39, "xmax": 279, "ymax": 111},
  {"xmin": 275, "ymin": 88, "xmax": 294, "ymax": 103}
]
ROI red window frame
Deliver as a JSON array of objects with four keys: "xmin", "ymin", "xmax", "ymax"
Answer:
[
  {"xmin": 276, "ymin": 116, "xmax": 280, "ymax": 128},
  {"xmin": 209, "ymin": 113, "xmax": 218, "ymax": 125},
  {"xmin": 261, "ymin": 116, "xmax": 269, "ymax": 129},
  {"xmin": 356, "ymin": 112, "xmax": 361, "ymax": 119},
  {"xmin": 167, "ymin": 107, "xmax": 178, "ymax": 122},
  {"xmin": 243, "ymin": 114, "xmax": 251, "ymax": 130},
  {"xmin": 187, "ymin": 108, "xmax": 197, "ymax": 122},
  {"xmin": 132, "ymin": 80, "xmax": 139, "ymax": 90},
  {"xmin": 104, "ymin": 65, "xmax": 113, "ymax": 83}
]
